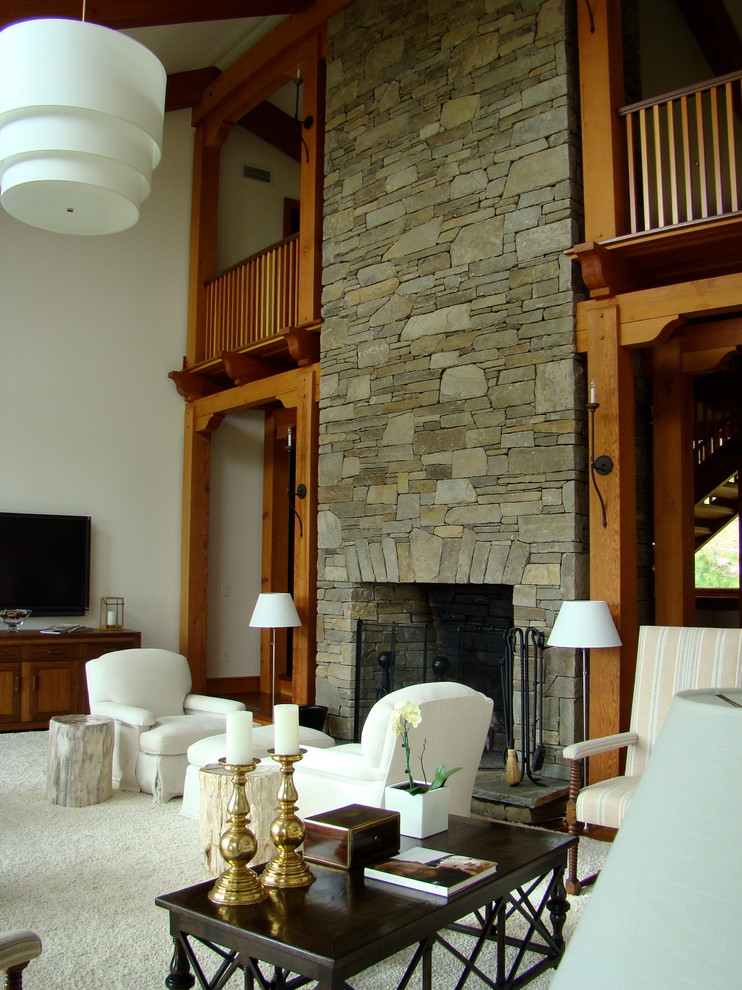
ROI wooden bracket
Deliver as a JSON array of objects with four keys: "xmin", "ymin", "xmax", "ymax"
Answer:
[
  {"xmin": 284, "ymin": 327, "xmax": 321, "ymax": 366},
  {"xmin": 223, "ymin": 350, "xmax": 281, "ymax": 386},
  {"xmin": 169, "ymin": 370, "xmax": 225, "ymax": 402}
]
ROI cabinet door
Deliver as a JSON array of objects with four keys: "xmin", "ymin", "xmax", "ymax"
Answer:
[
  {"xmin": 0, "ymin": 662, "xmax": 21, "ymax": 724},
  {"xmin": 23, "ymin": 660, "xmax": 79, "ymax": 723}
]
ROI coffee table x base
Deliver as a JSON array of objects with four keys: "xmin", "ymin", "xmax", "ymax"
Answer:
[{"xmin": 157, "ymin": 817, "xmax": 575, "ymax": 990}]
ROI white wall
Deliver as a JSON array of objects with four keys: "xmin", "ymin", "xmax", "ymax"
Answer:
[
  {"xmin": 216, "ymin": 126, "xmax": 301, "ymax": 273},
  {"xmin": 0, "ymin": 110, "xmax": 195, "ymax": 648},
  {"xmin": 207, "ymin": 409, "xmax": 265, "ymax": 678}
]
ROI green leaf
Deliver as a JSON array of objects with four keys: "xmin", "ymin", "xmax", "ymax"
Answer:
[{"xmin": 428, "ymin": 764, "xmax": 461, "ymax": 790}]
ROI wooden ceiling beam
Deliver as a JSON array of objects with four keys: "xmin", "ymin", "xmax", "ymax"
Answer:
[
  {"xmin": 0, "ymin": 0, "xmax": 311, "ymax": 31},
  {"xmin": 166, "ymin": 67, "xmax": 221, "ymax": 113}
]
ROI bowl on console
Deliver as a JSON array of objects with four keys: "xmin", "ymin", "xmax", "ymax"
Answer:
[{"xmin": 0, "ymin": 608, "xmax": 31, "ymax": 631}]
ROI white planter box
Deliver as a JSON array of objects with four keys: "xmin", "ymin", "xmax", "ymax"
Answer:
[{"xmin": 384, "ymin": 781, "xmax": 450, "ymax": 838}]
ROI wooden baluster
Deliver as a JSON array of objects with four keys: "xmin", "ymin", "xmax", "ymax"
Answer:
[
  {"xmin": 709, "ymin": 85, "xmax": 723, "ymax": 215},
  {"xmin": 696, "ymin": 90, "xmax": 709, "ymax": 219},
  {"xmin": 725, "ymin": 81, "xmax": 738, "ymax": 214},
  {"xmin": 638, "ymin": 107, "xmax": 651, "ymax": 230},
  {"xmin": 652, "ymin": 103, "xmax": 665, "ymax": 227},
  {"xmin": 680, "ymin": 94, "xmax": 693, "ymax": 222},
  {"xmin": 667, "ymin": 99, "xmax": 679, "ymax": 226}
]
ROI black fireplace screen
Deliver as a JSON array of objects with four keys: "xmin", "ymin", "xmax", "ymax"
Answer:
[{"xmin": 353, "ymin": 618, "xmax": 546, "ymax": 782}]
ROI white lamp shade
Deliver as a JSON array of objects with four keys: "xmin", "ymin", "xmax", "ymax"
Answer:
[
  {"xmin": 547, "ymin": 600, "xmax": 621, "ymax": 649},
  {"xmin": 551, "ymin": 688, "xmax": 742, "ymax": 989},
  {"xmin": 0, "ymin": 19, "xmax": 166, "ymax": 234},
  {"xmin": 249, "ymin": 593, "xmax": 301, "ymax": 629}
]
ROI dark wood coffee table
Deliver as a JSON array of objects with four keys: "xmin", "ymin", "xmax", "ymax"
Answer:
[{"xmin": 156, "ymin": 816, "xmax": 575, "ymax": 990}]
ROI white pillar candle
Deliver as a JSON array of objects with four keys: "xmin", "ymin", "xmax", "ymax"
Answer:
[
  {"xmin": 226, "ymin": 711, "xmax": 253, "ymax": 765},
  {"xmin": 273, "ymin": 704, "xmax": 300, "ymax": 754},
  {"xmin": 107, "ymin": 608, "xmax": 117, "ymax": 626}
]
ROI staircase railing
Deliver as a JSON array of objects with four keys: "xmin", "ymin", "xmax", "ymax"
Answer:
[
  {"xmin": 621, "ymin": 70, "xmax": 742, "ymax": 234},
  {"xmin": 203, "ymin": 234, "xmax": 300, "ymax": 363}
]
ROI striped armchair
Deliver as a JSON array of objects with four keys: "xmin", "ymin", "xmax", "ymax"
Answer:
[{"xmin": 563, "ymin": 625, "xmax": 742, "ymax": 894}]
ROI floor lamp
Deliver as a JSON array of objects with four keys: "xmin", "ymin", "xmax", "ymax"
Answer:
[
  {"xmin": 551, "ymin": 688, "xmax": 742, "ymax": 990},
  {"xmin": 547, "ymin": 600, "xmax": 621, "ymax": 778},
  {"xmin": 249, "ymin": 593, "xmax": 301, "ymax": 710}
]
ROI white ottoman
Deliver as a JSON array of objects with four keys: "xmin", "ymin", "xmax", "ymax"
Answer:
[{"xmin": 180, "ymin": 723, "xmax": 335, "ymax": 819}]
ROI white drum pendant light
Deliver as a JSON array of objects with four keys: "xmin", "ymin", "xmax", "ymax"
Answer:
[{"xmin": 0, "ymin": 18, "xmax": 166, "ymax": 235}]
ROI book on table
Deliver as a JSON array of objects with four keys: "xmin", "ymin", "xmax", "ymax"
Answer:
[{"xmin": 364, "ymin": 847, "xmax": 498, "ymax": 897}]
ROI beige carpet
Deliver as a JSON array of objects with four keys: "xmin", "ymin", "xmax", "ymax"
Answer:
[{"xmin": 0, "ymin": 730, "xmax": 606, "ymax": 989}]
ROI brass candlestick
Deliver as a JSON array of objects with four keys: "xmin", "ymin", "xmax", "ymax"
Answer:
[
  {"xmin": 208, "ymin": 759, "xmax": 267, "ymax": 905},
  {"xmin": 261, "ymin": 749, "xmax": 315, "ymax": 889}
]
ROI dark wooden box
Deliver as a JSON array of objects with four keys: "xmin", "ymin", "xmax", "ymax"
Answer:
[{"xmin": 303, "ymin": 804, "xmax": 400, "ymax": 870}]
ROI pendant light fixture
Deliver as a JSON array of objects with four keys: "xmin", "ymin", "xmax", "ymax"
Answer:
[{"xmin": 0, "ymin": 12, "xmax": 166, "ymax": 235}]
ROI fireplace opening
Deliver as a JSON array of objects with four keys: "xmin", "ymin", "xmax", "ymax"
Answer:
[{"xmin": 352, "ymin": 583, "xmax": 515, "ymax": 768}]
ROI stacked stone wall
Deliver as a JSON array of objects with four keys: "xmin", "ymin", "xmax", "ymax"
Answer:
[{"xmin": 315, "ymin": 0, "xmax": 586, "ymax": 774}]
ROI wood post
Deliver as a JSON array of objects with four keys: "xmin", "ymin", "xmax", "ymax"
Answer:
[
  {"xmin": 586, "ymin": 303, "xmax": 638, "ymax": 781},
  {"xmin": 653, "ymin": 337, "xmax": 696, "ymax": 624}
]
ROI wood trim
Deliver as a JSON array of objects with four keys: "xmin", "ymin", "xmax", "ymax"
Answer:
[
  {"xmin": 179, "ymin": 404, "xmax": 217, "ymax": 690},
  {"xmin": 292, "ymin": 367, "xmax": 319, "ymax": 704},
  {"xmin": 586, "ymin": 303, "xmax": 638, "ymax": 782},
  {"xmin": 186, "ymin": 127, "xmax": 221, "ymax": 365},
  {"xmin": 297, "ymin": 30, "xmax": 325, "ymax": 327},
  {"xmin": 576, "ymin": 0, "xmax": 628, "ymax": 241},
  {"xmin": 205, "ymin": 675, "xmax": 260, "ymax": 696},
  {"xmin": 575, "ymin": 271, "xmax": 742, "ymax": 350},
  {"xmin": 652, "ymin": 339, "xmax": 696, "ymax": 624},
  {"xmin": 192, "ymin": 0, "xmax": 348, "ymax": 130}
]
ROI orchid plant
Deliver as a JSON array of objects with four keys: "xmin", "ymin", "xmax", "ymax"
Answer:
[{"xmin": 389, "ymin": 700, "xmax": 461, "ymax": 794}]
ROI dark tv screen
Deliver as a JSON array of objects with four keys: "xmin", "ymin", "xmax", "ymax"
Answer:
[{"xmin": 0, "ymin": 512, "xmax": 91, "ymax": 617}]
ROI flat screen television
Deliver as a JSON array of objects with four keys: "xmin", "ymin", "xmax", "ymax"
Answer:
[{"xmin": 0, "ymin": 512, "xmax": 91, "ymax": 616}]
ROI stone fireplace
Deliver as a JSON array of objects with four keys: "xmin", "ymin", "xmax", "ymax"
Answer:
[{"xmin": 314, "ymin": 0, "xmax": 587, "ymax": 778}]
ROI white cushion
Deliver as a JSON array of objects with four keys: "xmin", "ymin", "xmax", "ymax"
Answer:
[
  {"xmin": 139, "ymin": 714, "xmax": 227, "ymax": 757},
  {"xmin": 186, "ymin": 725, "xmax": 335, "ymax": 766}
]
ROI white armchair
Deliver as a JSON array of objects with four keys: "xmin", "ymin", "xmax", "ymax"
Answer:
[
  {"xmin": 292, "ymin": 681, "xmax": 494, "ymax": 821},
  {"xmin": 0, "ymin": 931, "xmax": 41, "ymax": 990},
  {"xmin": 85, "ymin": 649, "xmax": 247, "ymax": 803},
  {"xmin": 563, "ymin": 625, "xmax": 742, "ymax": 893}
]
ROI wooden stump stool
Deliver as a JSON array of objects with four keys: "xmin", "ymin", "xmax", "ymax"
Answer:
[
  {"xmin": 199, "ymin": 761, "xmax": 282, "ymax": 876},
  {"xmin": 47, "ymin": 714, "xmax": 114, "ymax": 807}
]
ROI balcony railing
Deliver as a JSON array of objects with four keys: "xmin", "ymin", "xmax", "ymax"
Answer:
[
  {"xmin": 621, "ymin": 71, "xmax": 742, "ymax": 234},
  {"xmin": 203, "ymin": 234, "xmax": 299, "ymax": 363}
]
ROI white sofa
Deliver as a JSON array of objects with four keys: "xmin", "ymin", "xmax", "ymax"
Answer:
[{"xmin": 86, "ymin": 648, "xmax": 247, "ymax": 803}]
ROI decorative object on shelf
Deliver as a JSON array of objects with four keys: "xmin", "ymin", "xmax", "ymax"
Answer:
[
  {"xmin": 384, "ymin": 700, "xmax": 460, "ymax": 837},
  {"xmin": 249, "ymin": 593, "xmax": 301, "ymax": 708},
  {"xmin": 547, "ymin": 601, "xmax": 621, "ymax": 782},
  {"xmin": 100, "ymin": 597, "xmax": 124, "ymax": 630},
  {"xmin": 262, "ymin": 704, "xmax": 315, "ymax": 888},
  {"xmin": 0, "ymin": 609, "xmax": 31, "ymax": 631},
  {"xmin": 208, "ymin": 758, "xmax": 267, "ymax": 906},
  {"xmin": 0, "ymin": 16, "xmax": 166, "ymax": 235}
]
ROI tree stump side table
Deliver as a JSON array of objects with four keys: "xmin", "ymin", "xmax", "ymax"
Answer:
[
  {"xmin": 47, "ymin": 714, "xmax": 114, "ymax": 807},
  {"xmin": 199, "ymin": 761, "xmax": 282, "ymax": 875}
]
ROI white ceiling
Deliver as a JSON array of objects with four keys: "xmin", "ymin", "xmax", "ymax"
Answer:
[{"xmin": 124, "ymin": 15, "xmax": 285, "ymax": 75}]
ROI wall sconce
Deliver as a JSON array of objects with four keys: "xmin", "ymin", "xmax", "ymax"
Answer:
[
  {"xmin": 293, "ymin": 70, "xmax": 314, "ymax": 162},
  {"xmin": 100, "ymin": 596, "xmax": 124, "ymax": 630},
  {"xmin": 588, "ymin": 381, "xmax": 613, "ymax": 528}
]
